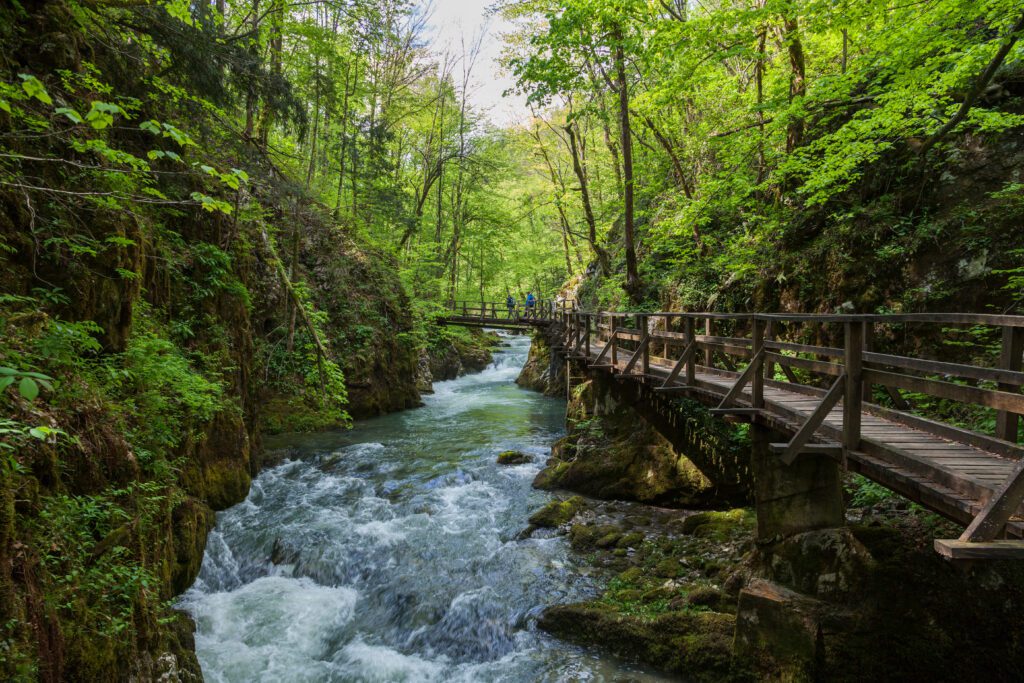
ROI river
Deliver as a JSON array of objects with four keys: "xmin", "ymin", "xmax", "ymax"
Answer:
[{"xmin": 179, "ymin": 333, "xmax": 674, "ymax": 682}]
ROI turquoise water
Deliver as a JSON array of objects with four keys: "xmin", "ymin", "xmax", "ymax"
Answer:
[{"xmin": 179, "ymin": 333, "xmax": 675, "ymax": 682}]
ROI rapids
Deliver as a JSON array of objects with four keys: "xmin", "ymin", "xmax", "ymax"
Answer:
[{"xmin": 179, "ymin": 333, "xmax": 674, "ymax": 682}]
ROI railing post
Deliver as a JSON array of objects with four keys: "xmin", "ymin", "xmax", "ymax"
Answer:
[
  {"xmin": 640, "ymin": 313, "xmax": 650, "ymax": 376},
  {"xmin": 764, "ymin": 319, "xmax": 775, "ymax": 383},
  {"xmin": 462, "ymin": 301, "xmax": 467, "ymax": 317},
  {"xmin": 704, "ymin": 318, "xmax": 713, "ymax": 368},
  {"xmin": 843, "ymin": 320, "xmax": 865, "ymax": 455},
  {"xmin": 685, "ymin": 316, "xmax": 696, "ymax": 384},
  {"xmin": 611, "ymin": 314, "xmax": 618, "ymax": 367},
  {"xmin": 585, "ymin": 314, "xmax": 591, "ymax": 357},
  {"xmin": 752, "ymin": 316, "xmax": 764, "ymax": 409},
  {"xmin": 663, "ymin": 316, "xmax": 671, "ymax": 360},
  {"xmin": 996, "ymin": 325, "xmax": 1024, "ymax": 442}
]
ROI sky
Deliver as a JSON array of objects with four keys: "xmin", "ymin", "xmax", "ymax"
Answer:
[{"xmin": 421, "ymin": 0, "xmax": 529, "ymax": 127}]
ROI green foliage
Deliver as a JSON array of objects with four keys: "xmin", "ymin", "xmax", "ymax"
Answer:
[
  {"xmin": 32, "ymin": 482, "xmax": 171, "ymax": 641},
  {"xmin": 847, "ymin": 474, "xmax": 897, "ymax": 507}
]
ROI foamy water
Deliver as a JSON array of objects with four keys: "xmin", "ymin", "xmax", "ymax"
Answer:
[{"xmin": 179, "ymin": 333, "xmax": 674, "ymax": 682}]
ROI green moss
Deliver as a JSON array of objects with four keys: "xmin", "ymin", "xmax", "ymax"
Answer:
[
  {"xmin": 654, "ymin": 557, "xmax": 683, "ymax": 578},
  {"xmin": 569, "ymin": 522, "xmax": 622, "ymax": 551},
  {"xmin": 538, "ymin": 603, "xmax": 750, "ymax": 682},
  {"xmin": 617, "ymin": 531, "xmax": 645, "ymax": 548},
  {"xmin": 681, "ymin": 508, "xmax": 754, "ymax": 540},
  {"xmin": 528, "ymin": 496, "xmax": 586, "ymax": 528},
  {"xmin": 497, "ymin": 450, "xmax": 531, "ymax": 465}
]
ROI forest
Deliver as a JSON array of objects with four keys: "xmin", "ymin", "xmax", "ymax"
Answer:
[{"xmin": 1, "ymin": 0, "xmax": 1024, "ymax": 680}]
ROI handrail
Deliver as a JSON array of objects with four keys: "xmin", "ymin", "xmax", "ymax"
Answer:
[{"xmin": 550, "ymin": 309, "xmax": 1024, "ymax": 447}]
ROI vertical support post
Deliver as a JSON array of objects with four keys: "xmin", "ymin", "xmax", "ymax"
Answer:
[
  {"xmin": 863, "ymin": 321, "xmax": 875, "ymax": 402},
  {"xmin": 611, "ymin": 314, "xmax": 618, "ymax": 367},
  {"xmin": 996, "ymin": 325, "xmax": 1024, "ymax": 442},
  {"xmin": 764, "ymin": 319, "xmax": 775, "ymax": 383},
  {"xmin": 462, "ymin": 301, "xmax": 467, "ymax": 317},
  {"xmin": 662, "ymin": 316, "xmax": 670, "ymax": 360},
  {"xmin": 843, "ymin": 320, "xmax": 865, "ymax": 455},
  {"xmin": 685, "ymin": 316, "xmax": 696, "ymax": 385},
  {"xmin": 704, "ymin": 318, "xmax": 713, "ymax": 368},
  {"xmin": 640, "ymin": 314, "xmax": 650, "ymax": 376},
  {"xmin": 585, "ymin": 314, "xmax": 591, "ymax": 358},
  {"xmin": 751, "ymin": 316, "xmax": 764, "ymax": 409}
]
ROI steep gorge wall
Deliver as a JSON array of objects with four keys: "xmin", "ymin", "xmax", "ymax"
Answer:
[{"xmin": 0, "ymin": 4, "xmax": 422, "ymax": 679}]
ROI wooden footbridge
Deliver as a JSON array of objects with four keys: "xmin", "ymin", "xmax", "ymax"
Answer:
[
  {"xmin": 438, "ymin": 299, "xmax": 557, "ymax": 330},
  {"xmin": 441, "ymin": 302, "xmax": 1024, "ymax": 559}
]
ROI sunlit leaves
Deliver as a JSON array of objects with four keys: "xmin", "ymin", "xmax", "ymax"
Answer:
[
  {"xmin": 19, "ymin": 74, "xmax": 52, "ymax": 104},
  {"xmin": 190, "ymin": 192, "xmax": 233, "ymax": 214},
  {"xmin": 84, "ymin": 101, "xmax": 127, "ymax": 130}
]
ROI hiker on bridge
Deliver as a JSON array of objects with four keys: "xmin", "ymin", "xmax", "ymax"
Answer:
[
  {"xmin": 506, "ymin": 294, "xmax": 516, "ymax": 319},
  {"xmin": 525, "ymin": 292, "xmax": 536, "ymax": 317}
]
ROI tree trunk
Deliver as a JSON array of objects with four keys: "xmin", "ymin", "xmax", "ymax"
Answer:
[
  {"xmin": 565, "ymin": 121, "xmax": 609, "ymax": 272},
  {"xmin": 614, "ymin": 30, "xmax": 642, "ymax": 303},
  {"xmin": 783, "ymin": 15, "xmax": 806, "ymax": 153},
  {"xmin": 334, "ymin": 62, "xmax": 353, "ymax": 219}
]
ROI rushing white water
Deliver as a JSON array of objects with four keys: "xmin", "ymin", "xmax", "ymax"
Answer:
[{"xmin": 179, "ymin": 333, "xmax": 674, "ymax": 682}]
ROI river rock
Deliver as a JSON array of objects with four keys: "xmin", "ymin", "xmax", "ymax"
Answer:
[
  {"xmin": 496, "ymin": 450, "xmax": 532, "ymax": 465},
  {"xmin": 538, "ymin": 603, "xmax": 742, "ymax": 682}
]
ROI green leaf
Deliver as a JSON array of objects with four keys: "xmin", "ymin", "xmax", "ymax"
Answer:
[
  {"xmin": 0, "ymin": 99, "xmax": 11, "ymax": 114},
  {"xmin": 55, "ymin": 107, "xmax": 83, "ymax": 124},
  {"xmin": 140, "ymin": 120, "xmax": 161, "ymax": 134},
  {"xmin": 29, "ymin": 427, "xmax": 49, "ymax": 440},
  {"xmin": 19, "ymin": 372, "xmax": 52, "ymax": 380},
  {"xmin": 18, "ymin": 377, "xmax": 39, "ymax": 401},
  {"xmin": 85, "ymin": 101, "xmax": 116, "ymax": 130},
  {"xmin": 18, "ymin": 74, "xmax": 52, "ymax": 105},
  {"xmin": 0, "ymin": 367, "xmax": 18, "ymax": 376},
  {"xmin": 0, "ymin": 377, "xmax": 13, "ymax": 392}
]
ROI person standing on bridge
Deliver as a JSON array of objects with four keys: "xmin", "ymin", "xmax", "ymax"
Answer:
[
  {"xmin": 506, "ymin": 294, "xmax": 516, "ymax": 319},
  {"xmin": 525, "ymin": 292, "xmax": 536, "ymax": 318}
]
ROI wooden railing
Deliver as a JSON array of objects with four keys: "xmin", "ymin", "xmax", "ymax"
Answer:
[
  {"xmin": 443, "ymin": 299, "xmax": 558, "ymax": 322},
  {"xmin": 559, "ymin": 311, "xmax": 1024, "ymax": 449},
  {"xmin": 553, "ymin": 309, "xmax": 1024, "ymax": 548}
]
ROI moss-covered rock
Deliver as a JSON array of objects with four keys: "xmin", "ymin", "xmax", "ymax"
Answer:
[
  {"xmin": 516, "ymin": 331, "xmax": 564, "ymax": 396},
  {"xmin": 538, "ymin": 603, "xmax": 750, "ymax": 682},
  {"xmin": 497, "ymin": 450, "xmax": 532, "ymax": 465},
  {"xmin": 427, "ymin": 328, "xmax": 500, "ymax": 382},
  {"xmin": 528, "ymin": 496, "xmax": 586, "ymax": 528},
  {"xmin": 680, "ymin": 509, "xmax": 755, "ymax": 539},
  {"xmin": 533, "ymin": 374, "xmax": 745, "ymax": 508}
]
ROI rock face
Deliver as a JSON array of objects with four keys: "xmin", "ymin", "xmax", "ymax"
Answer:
[
  {"xmin": 515, "ymin": 331, "xmax": 564, "ymax": 396},
  {"xmin": 533, "ymin": 373, "xmax": 738, "ymax": 508},
  {"xmin": 427, "ymin": 329, "xmax": 499, "ymax": 383},
  {"xmin": 0, "ymin": 3, "xmax": 423, "ymax": 676}
]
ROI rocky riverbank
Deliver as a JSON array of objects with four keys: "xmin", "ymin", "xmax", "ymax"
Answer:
[
  {"xmin": 518, "ymin": 335, "xmax": 1024, "ymax": 682},
  {"xmin": 525, "ymin": 485, "xmax": 1024, "ymax": 681}
]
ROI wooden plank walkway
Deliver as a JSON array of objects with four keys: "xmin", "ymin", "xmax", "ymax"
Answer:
[
  {"xmin": 587, "ymin": 344, "xmax": 1024, "ymax": 540},
  {"xmin": 442, "ymin": 302, "xmax": 1024, "ymax": 557}
]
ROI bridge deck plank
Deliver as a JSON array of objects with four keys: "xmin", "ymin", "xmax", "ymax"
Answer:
[{"xmin": 583, "ymin": 340, "xmax": 1024, "ymax": 537}]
